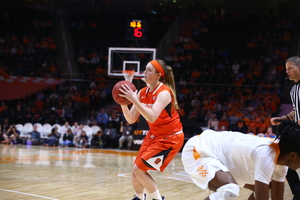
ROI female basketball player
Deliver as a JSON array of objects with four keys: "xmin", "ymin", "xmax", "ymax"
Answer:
[
  {"xmin": 181, "ymin": 120, "xmax": 300, "ymax": 200},
  {"xmin": 119, "ymin": 59, "xmax": 184, "ymax": 200}
]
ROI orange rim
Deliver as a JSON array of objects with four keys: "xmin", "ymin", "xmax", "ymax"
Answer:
[{"xmin": 122, "ymin": 70, "xmax": 135, "ymax": 75}]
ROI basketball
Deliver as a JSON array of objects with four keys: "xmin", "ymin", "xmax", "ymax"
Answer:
[{"xmin": 112, "ymin": 80, "xmax": 137, "ymax": 105}]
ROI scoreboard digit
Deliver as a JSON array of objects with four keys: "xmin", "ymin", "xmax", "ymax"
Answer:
[{"xmin": 126, "ymin": 19, "xmax": 147, "ymax": 40}]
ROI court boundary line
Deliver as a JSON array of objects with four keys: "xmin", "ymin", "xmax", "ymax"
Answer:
[{"xmin": 0, "ymin": 188, "xmax": 59, "ymax": 200}]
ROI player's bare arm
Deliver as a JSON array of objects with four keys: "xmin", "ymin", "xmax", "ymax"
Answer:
[{"xmin": 120, "ymin": 90, "xmax": 141, "ymax": 124}]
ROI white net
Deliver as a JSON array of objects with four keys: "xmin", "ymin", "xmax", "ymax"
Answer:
[{"xmin": 123, "ymin": 70, "xmax": 135, "ymax": 82}]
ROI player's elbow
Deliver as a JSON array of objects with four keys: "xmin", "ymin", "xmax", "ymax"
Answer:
[
  {"xmin": 147, "ymin": 116, "xmax": 159, "ymax": 123},
  {"xmin": 127, "ymin": 117, "xmax": 139, "ymax": 124}
]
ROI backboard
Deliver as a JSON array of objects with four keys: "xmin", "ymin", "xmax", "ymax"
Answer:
[{"xmin": 108, "ymin": 47, "xmax": 156, "ymax": 78}]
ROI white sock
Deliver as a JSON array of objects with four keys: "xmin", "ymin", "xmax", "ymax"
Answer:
[
  {"xmin": 150, "ymin": 189, "xmax": 162, "ymax": 200},
  {"xmin": 136, "ymin": 193, "xmax": 144, "ymax": 200}
]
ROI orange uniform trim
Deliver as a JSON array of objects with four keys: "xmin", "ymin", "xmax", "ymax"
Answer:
[
  {"xmin": 193, "ymin": 148, "xmax": 201, "ymax": 160},
  {"xmin": 269, "ymin": 142, "xmax": 280, "ymax": 164}
]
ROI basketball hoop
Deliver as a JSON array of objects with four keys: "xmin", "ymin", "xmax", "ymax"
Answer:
[{"xmin": 122, "ymin": 70, "xmax": 135, "ymax": 82}]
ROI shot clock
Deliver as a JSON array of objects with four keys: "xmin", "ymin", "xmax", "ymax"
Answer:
[{"xmin": 126, "ymin": 19, "xmax": 147, "ymax": 40}]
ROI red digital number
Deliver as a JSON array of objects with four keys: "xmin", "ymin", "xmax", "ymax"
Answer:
[{"xmin": 134, "ymin": 27, "xmax": 142, "ymax": 38}]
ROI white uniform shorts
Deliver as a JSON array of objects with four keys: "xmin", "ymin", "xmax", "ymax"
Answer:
[{"xmin": 181, "ymin": 135, "xmax": 229, "ymax": 191}]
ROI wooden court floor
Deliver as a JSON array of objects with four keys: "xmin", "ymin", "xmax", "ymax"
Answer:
[{"xmin": 0, "ymin": 145, "xmax": 293, "ymax": 200}]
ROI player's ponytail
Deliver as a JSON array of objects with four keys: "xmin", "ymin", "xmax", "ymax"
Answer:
[
  {"xmin": 156, "ymin": 59, "xmax": 179, "ymax": 110},
  {"xmin": 275, "ymin": 120, "xmax": 300, "ymax": 155}
]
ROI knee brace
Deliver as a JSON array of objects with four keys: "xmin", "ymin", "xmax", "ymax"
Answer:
[{"xmin": 209, "ymin": 183, "xmax": 240, "ymax": 200}]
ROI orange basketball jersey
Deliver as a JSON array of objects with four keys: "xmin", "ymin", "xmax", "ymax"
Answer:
[{"xmin": 139, "ymin": 83, "xmax": 183, "ymax": 136}]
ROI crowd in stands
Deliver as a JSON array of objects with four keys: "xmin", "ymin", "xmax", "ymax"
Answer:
[
  {"xmin": 0, "ymin": 5, "xmax": 296, "ymax": 147},
  {"xmin": 0, "ymin": 9, "xmax": 60, "ymax": 78},
  {"xmin": 162, "ymin": 8, "xmax": 293, "ymax": 136}
]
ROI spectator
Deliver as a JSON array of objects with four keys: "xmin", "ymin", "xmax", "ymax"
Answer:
[
  {"xmin": 28, "ymin": 124, "xmax": 41, "ymax": 145},
  {"xmin": 55, "ymin": 105, "xmax": 65, "ymax": 124},
  {"xmin": 24, "ymin": 107, "xmax": 33, "ymax": 123},
  {"xmin": 118, "ymin": 121, "xmax": 133, "ymax": 150},
  {"xmin": 108, "ymin": 109, "xmax": 122, "ymax": 133},
  {"xmin": 231, "ymin": 61, "xmax": 240, "ymax": 74},
  {"xmin": 228, "ymin": 112, "xmax": 239, "ymax": 131},
  {"xmin": 13, "ymin": 104, "xmax": 24, "ymax": 124},
  {"xmin": 190, "ymin": 96, "xmax": 201, "ymax": 108},
  {"xmin": 48, "ymin": 107, "xmax": 59, "ymax": 124},
  {"xmin": 91, "ymin": 129, "xmax": 103, "ymax": 149},
  {"xmin": 71, "ymin": 122, "xmax": 81, "ymax": 137},
  {"xmin": 77, "ymin": 54, "xmax": 88, "ymax": 64},
  {"xmin": 60, "ymin": 121, "xmax": 71, "ymax": 135},
  {"xmin": 3, "ymin": 125, "xmax": 21, "ymax": 145},
  {"xmin": 103, "ymin": 122, "xmax": 117, "ymax": 148},
  {"xmin": 96, "ymin": 108, "xmax": 108, "ymax": 129},
  {"xmin": 1, "ymin": 118, "xmax": 10, "ymax": 133},
  {"xmin": 188, "ymin": 108, "xmax": 200, "ymax": 122},
  {"xmin": 44, "ymin": 126, "xmax": 61, "ymax": 147},
  {"xmin": 207, "ymin": 113, "xmax": 219, "ymax": 131},
  {"xmin": 264, "ymin": 126, "xmax": 276, "ymax": 138},
  {"xmin": 218, "ymin": 114, "xmax": 229, "ymax": 131},
  {"xmin": 60, "ymin": 128, "xmax": 74, "ymax": 147},
  {"xmin": 236, "ymin": 119, "xmax": 248, "ymax": 133},
  {"xmin": 63, "ymin": 101, "xmax": 74, "ymax": 123},
  {"xmin": 74, "ymin": 130, "xmax": 89, "ymax": 148},
  {"xmin": 87, "ymin": 110, "xmax": 97, "ymax": 126}
]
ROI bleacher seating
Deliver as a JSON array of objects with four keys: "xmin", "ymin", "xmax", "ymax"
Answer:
[
  {"xmin": 41, "ymin": 123, "xmax": 52, "ymax": 139},
  {"xmin": 22, "ymin": 122, "xmax": 33, "ymax": 137}
]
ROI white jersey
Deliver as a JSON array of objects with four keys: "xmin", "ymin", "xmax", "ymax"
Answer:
[{"xmin": 182, "ymin": 130, "xmax": 288, "ymax": 189}]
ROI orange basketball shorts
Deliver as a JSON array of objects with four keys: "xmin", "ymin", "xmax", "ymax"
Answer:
[{"xmin": 134, "ymin": 131, "xmax": 184, "ymax": 172}]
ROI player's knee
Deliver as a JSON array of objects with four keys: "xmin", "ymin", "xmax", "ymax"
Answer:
[
  {"xmin": 209, "ymin": 183, "xmax": 239, "ymax": 200},
  {"xmin": 132, "ymin": 164, "xmax": 146, "ymax": 176}
]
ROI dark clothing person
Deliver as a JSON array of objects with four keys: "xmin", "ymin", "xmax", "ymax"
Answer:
[
  {"xmin": 61, "ymin": 131, "xmax": 74, "ymax": 147},
  {"xmin": 28, "ymin": 130, "xmax": 41, "ymax": 145},
  {"xmin": 45, "ymin": 127, "xmax": 61, "ymax": 146},
  {"xmin": 91, "ymin": 131, "xmax": 103, "ymax": 148},
  {"xmin": 102, "ymin": 123, "xmax": 117, "ymax": 148}
]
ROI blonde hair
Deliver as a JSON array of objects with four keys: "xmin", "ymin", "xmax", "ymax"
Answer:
[
  {"xmin": 286, "ymin": 56, "xmax": 300, "ymax": 66},
  {"xmin": 156, "ymin": 59, "xmax": 179, "ymax": 109}
]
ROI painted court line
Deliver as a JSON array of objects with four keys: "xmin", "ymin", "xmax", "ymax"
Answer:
[{"xmin": 0, "ymin": 189, "xmax": 59, "ymax": 200}]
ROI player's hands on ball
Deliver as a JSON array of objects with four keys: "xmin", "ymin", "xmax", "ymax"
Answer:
[{"xmin": 119, "ymin": 84, "xmax": 137, "ymax": 103}]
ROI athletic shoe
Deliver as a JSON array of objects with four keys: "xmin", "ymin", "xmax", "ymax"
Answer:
[
  {"xmin": 131, "ymin": 195, "xmax": 141, "ymax": 200},
  {"xmin": 131, "ymin": 194, "xmax": 146, "ymax": 200}
]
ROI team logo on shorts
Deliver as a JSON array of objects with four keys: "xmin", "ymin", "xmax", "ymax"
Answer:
[
  {"xmin": 154, "ymin": 158, "xmax": 161, "ymax": 164},
  {"xmin": 147, "ymin": 155, "xmax": 164, "ymax": 171}
]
